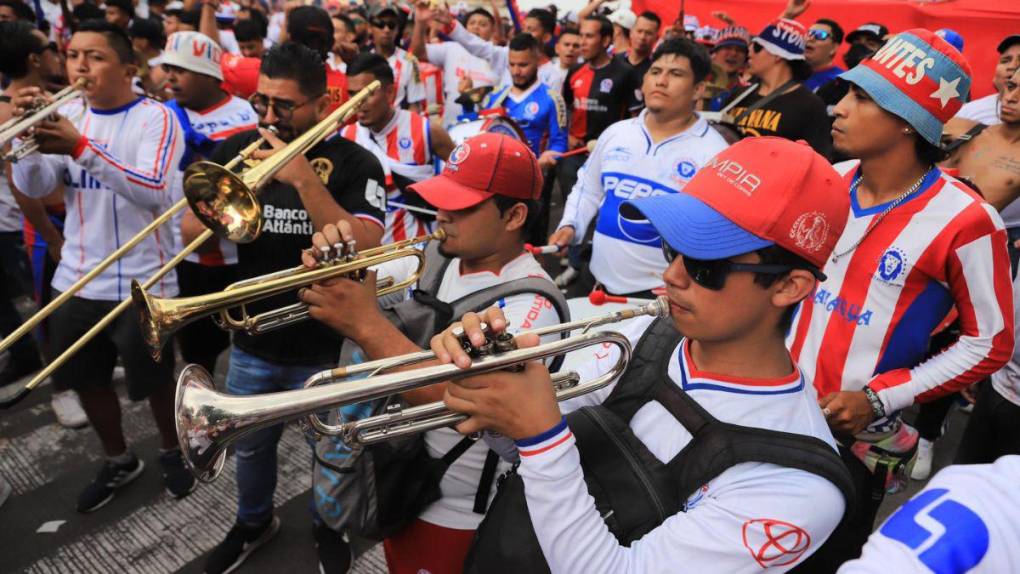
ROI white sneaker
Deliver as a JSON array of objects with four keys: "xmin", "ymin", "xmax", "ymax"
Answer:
[
  {"xmin": 911, "ymin": 438, "xmax": 934, "ymax": 480},
  {"xmin": 51, "ymin": 390, "xmax": 89, "ymax": 429},
  {"xmin": 554, "ymin": 266, "xmax": 580, "ymax": 288}
]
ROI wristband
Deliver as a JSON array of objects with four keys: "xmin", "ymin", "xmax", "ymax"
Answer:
[{"xmin": 862, "ymin": 385, "xmax": 886, "ymax": 420}]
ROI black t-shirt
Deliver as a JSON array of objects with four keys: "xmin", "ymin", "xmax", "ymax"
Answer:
[
  {"xmin": 209, "ymin": 130, "xmax": 385, "ymax": 366},
  {"xmin": 563, "ymin": 57, "xmax": 643, "ymax": 142},
  {"xmin": 615, "ymin": 52, "xmax": 651, "ymax": 82},
  {"xmin": 723, "ymin": 84, "xmax": 833, "ymax": 160}
]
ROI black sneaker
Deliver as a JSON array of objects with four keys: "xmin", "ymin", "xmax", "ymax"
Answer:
[
  {"xmin": 159, "ymin": 448, "xmax": 197, "ymax": 499},
  {"xmin": 314, "ymin": 524, "xmax": 353, "ymax": 574},
  {"xmin": 205, "ymin": 516, "xmax": 280, "ymax": 574},
  {"xmin": 76, "ymin": 454, "xmax": 145, "ymax": 513}
]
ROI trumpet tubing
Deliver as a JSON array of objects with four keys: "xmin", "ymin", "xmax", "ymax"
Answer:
[
  {"xmin": 0, "ymin": 78, "xmax": 87, "ymax": 162},
  {"xmin": 175, "ymin": 297, "xmax": 669, "ymax": 482}
]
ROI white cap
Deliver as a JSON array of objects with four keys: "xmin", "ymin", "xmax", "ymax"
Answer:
[
  {"xmin": 607, "ymin": 9, "xmax": 636, "ymax": 30},
  {"xmin": 683, "ymin": 14, "xmax": 700, "ymax": 32},
  {"xmin": 163, "ymin": 31, "xmax": 224, "ymax": 81},
  {"xmin": 166, "ymin": 1, "xmax": 184, "ymax": 10}
]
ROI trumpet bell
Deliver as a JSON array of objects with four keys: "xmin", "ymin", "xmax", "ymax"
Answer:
[
  {"xmin": 176, "ymin": 364, "xmax": 229, "ymax": 482},
  {"xmin": 131, "ymin": 280, "xmax": 170, "ymax": 361},
  {"xmin": 184, "ymin": 161, "xmax": 263, "ymax": 244}
]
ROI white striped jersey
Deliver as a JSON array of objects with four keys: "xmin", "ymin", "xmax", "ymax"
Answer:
[
  {"xmin": 514, "ymin": 315, "xmax": 844, "ymax": 573},
  {"xmin": 557, "ymin": 111, "xmax": 728, "ymax": 294},
  {"xmin": 169, "ymin": 94, "xmax": 257, "ymax": 266},
  {"xmin": 375, "ymin": 47, "xmax": 426, "ymax": 108},
  {"xmin": 12, "ymin": 97, "xmax": 183, "ymax": 301},
  {"xmin": 341, "ymin": 109, "xmax": 436, "ymax": 243},
  {"xmin": 787, "ymin": 162, "xmax": 1014, "ymax": 418},
  {"xmin": 839, "ymin": 456, "xmax": 1020, "ymax": 574},
  {"xmin": 169, "ymin": 94, "xmax": 257, "ymax": 267}
]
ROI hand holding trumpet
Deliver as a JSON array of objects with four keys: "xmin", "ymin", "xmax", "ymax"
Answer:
[
  {"xmin": 10, "ymin": 86, "xmax": 83, "ymax": 156},
  {"xmin": 430, "ymin": 307, "xmax": 562, "ymax": 440}
]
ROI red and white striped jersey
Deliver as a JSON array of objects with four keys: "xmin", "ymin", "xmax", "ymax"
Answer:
[
  {"xmin": 340, "ymin": 109, "xmax": 436, "ymax": 243},
  {"xmin": 171, "ymin": 94, "xmax": 257, "ymax": 266},
  {"xmin": 12, "ymin": 97, "xmax": 183, "ymax": 301},
  {"xmin": 787, "ymin": 162, "xmax": 1014, "ymax": 417}
]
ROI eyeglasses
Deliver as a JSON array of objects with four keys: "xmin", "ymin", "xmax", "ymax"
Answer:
[
  {"xmin": 750, "ymin": 42, "xmax": 764, "ymax": 54},
  {"xmin": 249, "ymin": 92, "xmax": 321, "ymax": 120},
  {"xmin": 808, "ymin": 29, "xmax": 833, "ymax": 41},
  {"xmin": 371, "ymin": 19, "xmax": 398, "ymax": 30},
  {"xmin": 661, "ymin": 240, "xmax": 797, "ymax": 291},
  {"xmin": 34, "ymin": 41, "xmax": 58, "ymax": 54}
]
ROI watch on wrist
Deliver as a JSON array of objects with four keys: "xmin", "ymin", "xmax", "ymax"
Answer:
[{"xmin": 862, "ymin": 386, "xmax": 886, "ymax": 419}]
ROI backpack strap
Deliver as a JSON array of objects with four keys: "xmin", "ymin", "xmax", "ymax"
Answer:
[
  {"xmin": 603, "ymin": 317, "xmax": 685, "ymax": 421},
  {"xmin": 943, "ymin": 122, "xmax": 988, "ymax": 153},
  {"xmin": 654, "ymin": 380, "xmax": 856, "ymax": 516}
]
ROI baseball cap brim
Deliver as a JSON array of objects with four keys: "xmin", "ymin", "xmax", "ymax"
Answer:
[
  {"xmin": 621, "ymin": 193, "xmax": 773, "ymax": 261},
  {"xmin": 409, "ymin": 174, "xmax": 494, "ymax": 211},
  {"xmin": 712, "ymin": 38, "xmax": 748, "ymax": 50},
  {"xmin": 160, "ymin": 51, "xmax": 224, "ymax": 81}
]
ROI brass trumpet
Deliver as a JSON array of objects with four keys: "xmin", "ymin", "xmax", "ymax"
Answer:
[
  {"xmin": 175, "ymin": 298, "xmax": 668, "ymax": 482},
  {"xmin": 0, "ymin": 78, "xmax": 87, "ymax": 162},
  {"xmin": 133, "ymin": 229, "xmax": 445, "ymax": 361}
]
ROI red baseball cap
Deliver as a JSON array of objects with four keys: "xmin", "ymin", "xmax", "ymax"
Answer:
[
  {"xmin": 623, "ymin": 137, "xmax": 848, "ymax": 270},
  {"xmin": 409, "ymin": 133, "xmax": 543, "ymax": 211}
]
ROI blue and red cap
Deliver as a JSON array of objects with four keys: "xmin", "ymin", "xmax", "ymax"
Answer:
[
  {"xmin": 840, "ymin": 28, "xmax": 972, "ymax": 146},
  {"xmin": 622, "ymin": 138, "xmax": 847, "ymax": 269}
]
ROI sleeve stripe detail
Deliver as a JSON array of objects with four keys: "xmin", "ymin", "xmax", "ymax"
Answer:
[
  {"xmin": 519, "ymin": 431, "xmax": 573, "ymax": 457},
  {"xmin": 86, "ymin": 105, "xmax": 176, "ymax": 188},
  {"xmin": 354, "ymin": 213, "xmax": 385, "ymax": 229}
]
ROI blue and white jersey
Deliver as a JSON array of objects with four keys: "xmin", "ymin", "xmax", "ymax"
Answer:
[
  {"xmin": 839, "ymin": 455, "xmax": 1020, "ymax": 574},
  {"xmin": 557, "ymin": 111, "xmax": 728, "ymax": 294},
  {"xmin": 482, "ymin": 82, "xmax": 568, "ymax": 157}
]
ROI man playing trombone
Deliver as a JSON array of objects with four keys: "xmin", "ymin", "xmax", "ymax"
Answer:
[
  {"xmin": 430, "ymin": 138, "xmax": 857, "ymax": 572},
  {"xmin": 191, "ymin": 42, "xmax": 386, "ymax": 574},
  {"xmin": 298, "ymin": 133, "xmax": 565, "ymax": 574},
  {"xmin": 9, "ymin": 19, "xmax": 188, "ymax": 512}
]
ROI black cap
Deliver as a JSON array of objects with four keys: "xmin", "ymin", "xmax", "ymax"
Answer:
[
  {"xmin": 369, "ymin": 3, "xmax": 399, "ymax": 20},
  {"xmin": 998, "ymin": 34, "xmax": 1020, "ymax": 54},
  {"xmin": 846, "ymin": 22, "xmax": 889, "ymax": 44}
]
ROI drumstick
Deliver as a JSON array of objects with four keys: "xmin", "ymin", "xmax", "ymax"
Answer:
[
  {"xmin": 555, "ymin": 140, "xmax": 598, "ymax": 161},
  {"xmin": 524, "ymin": 243, "xmax": 560, "ymax": 255},
  {"xmin": 588, "ymin": 290, "xmax": 630, "ymax": 306}
]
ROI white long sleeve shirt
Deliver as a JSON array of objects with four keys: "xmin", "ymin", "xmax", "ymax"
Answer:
[
  {"xmin": 515, "ymin": 315, "xmax": 845, "ymax": 573},
  {"xmin": 424, "ymin": 40, "xmax": 498, "ymax": 127},
  {"xmin": 12, "ymin": 97, "xmax": 183, "ymax": 300},
  {"xmin": 839, "ymin": 455, "xmax": 1020, "ymax": 574},
  {"xmin": 557, "ymin": 111, "xmax": 728, "ymax": 294},
  {"xmin": 447, "ymin": 22, "xmax": 560, "ymax": 93}
]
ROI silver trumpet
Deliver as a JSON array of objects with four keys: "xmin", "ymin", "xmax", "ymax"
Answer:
[
  {"xmin": 0, "ymin": 78, "xmax": 87, "ymax": 162},
  {"xmin": 175, "ymin": 297, "xmax": 669, "ymax": 482}
]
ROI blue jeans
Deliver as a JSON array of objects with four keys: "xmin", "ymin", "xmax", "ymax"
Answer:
[{"xmin": 226, "ymin": 346, "xmax": 333, "ymax": 526}]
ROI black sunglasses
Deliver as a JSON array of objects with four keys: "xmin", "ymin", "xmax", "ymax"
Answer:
[
  {"xmin": 808, "ymin": 29, "xmax": 832, "ymax": 41},
  {"xmin": 661, "ymin": 240, "xmax": 798, "ymax": 291},
  {"xmin": 372, "ymin": 19, "xmax": 398, "ymax": 30},
  {"xmin": 750, "ymin": 42, "xmax": 764, "ymax": 54},
  {"xmin": 248, "ymin": 92, "xmax": 321, "ymax": 120}
]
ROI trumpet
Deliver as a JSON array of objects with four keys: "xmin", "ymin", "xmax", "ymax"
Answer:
[
  {"xmin": 0, "ymin": 78, "xmax": 87, "ymax": 162},
  {"xmin": 133, "ymin": 229, "xmax": 445, "ymax": 361},
  {"xmin": 175, "ymin": 297, "xmax": 669, "ymax": 482},
  {"xmin": 0, "ymin": 82, "xmax": 381, "ymax": 408}
]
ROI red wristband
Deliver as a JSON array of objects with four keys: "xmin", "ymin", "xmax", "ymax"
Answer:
[{"xmin": 70, "ymin": 135, "xmax": 88, "ymax": 159}]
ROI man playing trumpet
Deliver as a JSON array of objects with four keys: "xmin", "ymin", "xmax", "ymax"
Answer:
[{"xmin": 9, "ymin": 19, "xmax": 188, "ymax": 512}]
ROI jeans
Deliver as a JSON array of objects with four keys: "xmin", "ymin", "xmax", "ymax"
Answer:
[
  {"xmin": 226, "ymin": 346, "xmax": 333, "ymax": 525},
  {"xmin": 954, "ymin": 382, "xmax": 1020, "ymax": 465}
]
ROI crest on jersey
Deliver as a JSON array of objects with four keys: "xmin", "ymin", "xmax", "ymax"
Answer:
[
  {"xmin": 600, "ymin": 78, "xmax": 614, "ymax": 93},
  {"xmin": 789, "ymin": 211, "xmax": 829, "ymax": 253},
  {"xmin": 877, "ymin": 247, "xmax": 908, "ymax": 283},
  {"xmin": 676, "ymin": 160, "xmax": 698, "ymax": 180},
  {"xmin": 399, "ymin": 137, "xmax": 413, "ymax": 149},
  {"xmin": 742, "ymin": 519, "xmax": 811, "ymax": 568},
  {"xmin": 310, "ymin": 158, "xmax": 333, "ymax": 184},
  {"xmin": 524, "ymin": 101, "xmax": 540, "ymax": 119}
]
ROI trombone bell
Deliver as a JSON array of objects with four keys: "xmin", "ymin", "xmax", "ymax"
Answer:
[{"xmin": 183, "ymin": 161, "xmax": 264, "ymax": 244}]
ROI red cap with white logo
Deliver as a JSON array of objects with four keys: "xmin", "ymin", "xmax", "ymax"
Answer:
[
  {"xmin": 409, "ymin": 133, "xmax": 543, "ymax": 211},
  {"xmin": 623, "ymin": 137, "xmax": 848, "ymax": 269}
]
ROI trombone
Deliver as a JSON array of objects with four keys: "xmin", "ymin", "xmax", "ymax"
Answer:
[
  {"xmin": 0, "ymin": 81, "xmax": 383, "ymax": 408},
  {"xmin": 0, "ymin": 78, "xmax": 87, "ymax": 162},
  {"xmin": 175, "ymin": 298, "xmax": 669, "ymax": 482},
  {"xmin": 133, "ymin": 229, "xmax": 446, "ymax": 361}
]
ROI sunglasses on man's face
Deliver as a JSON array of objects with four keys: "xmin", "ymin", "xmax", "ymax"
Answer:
[
  {"xmin": 661, "ymin": 240, "xmax": 796, "ymax": 291},
  {"xmin": 248, "ymin": 92, "xmax": 320, "ymax": 121},
  {"xmin": 750, "ymin": 42, "xmax": 764, "ymax": 54},
  {"xmin": 372, "ymin": 19, "xmax": 398, "ymax": 30},
  {"xmin": 808, "ymin": 29, "xmax": 833, "ymax": 42}
]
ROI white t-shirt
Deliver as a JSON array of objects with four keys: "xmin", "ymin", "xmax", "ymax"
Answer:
[
  {"xmin": 424, "ymin": 40, "xmax": 499, "ymax": 127},
  {"xmin": 0, "ymin": 174, "xmax": 23, "ymax": 233},
  {"xmin": 515, "ymin": 315, "xmax": 845, "ymax": 573},
  {"xmin": 170, "ymin": 94, "xmax": 257, "ymax": 266},
  {"xmin": 375, "ymin": 250, "xmax": 562, "ymax": 529},
  {"xmin": 955, "ymin": 93, "xmax": 1000, "ymax": 126},
  {"xmin": 375, "ymin": 47, "xmax": 426, "ymax": 108},
  {"xmin": 839, "ymin": 455, "xmax": 1020, "ymax": 574},
  {"xmin": 558, "ymin": 111, "xmax": 729, "ymax": 294},
  {"xmin": 12, "ymin": 97, "xmax": 183, "ymax": 301}
]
